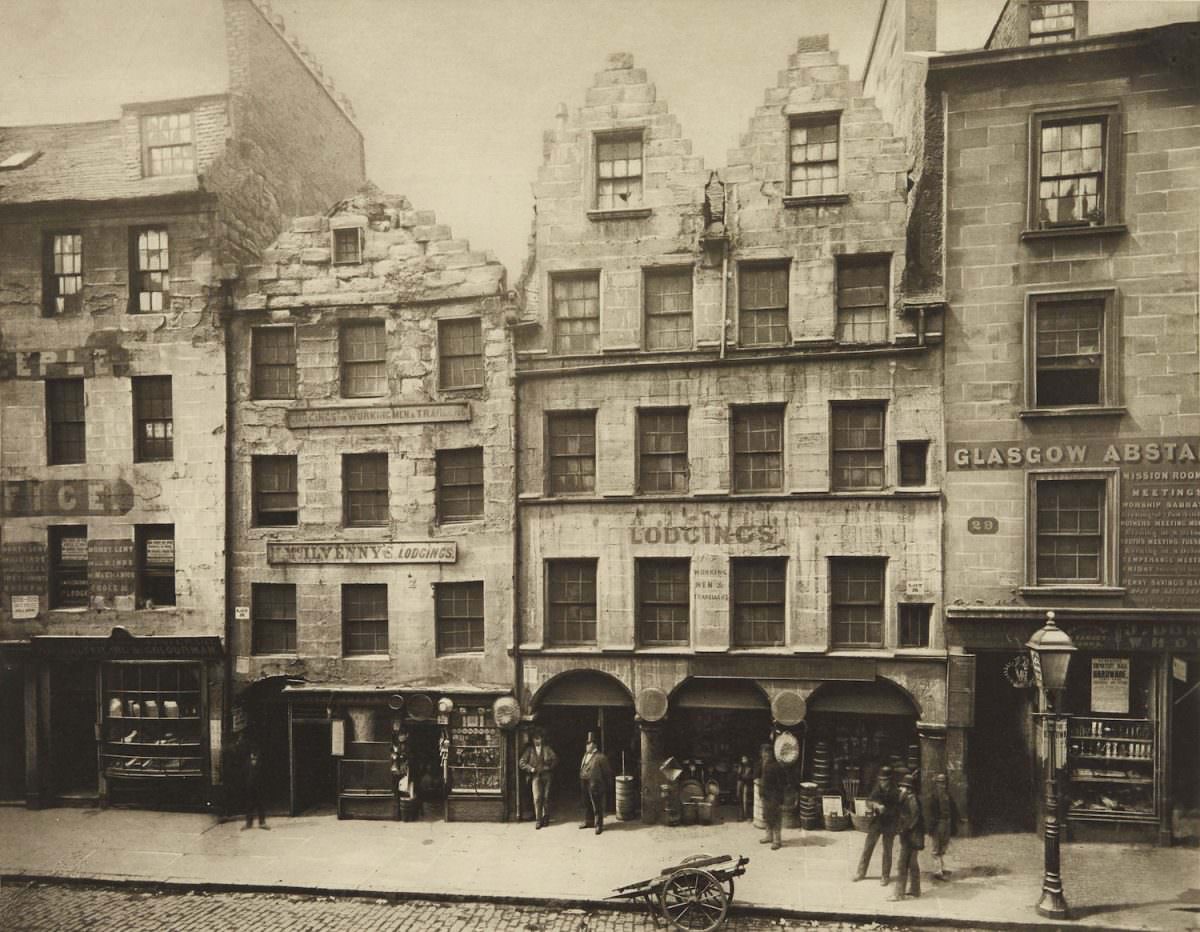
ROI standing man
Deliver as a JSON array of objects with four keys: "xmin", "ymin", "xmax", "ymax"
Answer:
[
  {"xmin": 757, "ymin": 743, "xmax": 785, "ymax": 850},
  {"xmin": 853, "ymin": 765, "xmax": 898, "ymax": 883},
  {"xmin": 241, "ymin": 738, "xmax": 267, "ymax": 830},
  {"xmin": 926, "ymin": 772, "xmax": 959, "ymax": 880},
  {"xmin": 891, "ymin": 774, "xmax": 925, "ymax": 901},
  {"xmin": 578, "ymin": 732, "xmax": 613, "ymax": 835},
  {"xmin": 520, "ymin": 728, "xmax": 559, "ymax": 829}
]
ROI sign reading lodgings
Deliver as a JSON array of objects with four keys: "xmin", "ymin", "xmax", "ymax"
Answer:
[{"xmin": 949, "ymin": 436, "xmax": 1200, "ymax": 608}]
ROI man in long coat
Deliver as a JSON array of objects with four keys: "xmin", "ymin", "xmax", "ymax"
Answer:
[{"xmin": 578, "ymin": 732, "xmax": 613, "ymax": 835}]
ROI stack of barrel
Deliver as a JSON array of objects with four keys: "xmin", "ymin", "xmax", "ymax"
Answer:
[
  {"xmin": 798, "ymin": 781, "xmax": 822, "ymax": 830},
  {"xmin": 810, "ymin": 741, "xmax": 833, "ymax": 793}
]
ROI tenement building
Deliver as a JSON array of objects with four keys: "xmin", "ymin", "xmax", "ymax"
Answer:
[
  {"xmin": 0, "ymin": 0, "xmax": 365, "ymax": 809},
  {"xmin": 923, "ymin": 2, "xmax": 1199, "ymax": 843},
  {"xmin": 513, "ymin": 47, "xmax": 947, "ymax": 825},
  {"xmin": 227, "ymin": 191, "xmax": 516, "ymax": 821}
]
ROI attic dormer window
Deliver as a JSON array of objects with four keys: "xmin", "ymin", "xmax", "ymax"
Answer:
[
  {"xmin": 332, "ymin": 226, "xmax": 363, "ymax": 264},
  {"xmin": 595, "ymin": 131, "xmax": 643, "ymax": 210},
  {"xmin": 1030, "ymin": 2, "xmax": 1076, "ymax": 44},
  {"xmin": 141, "ymin": 112, "xmax": 194, "ymax": 177}
]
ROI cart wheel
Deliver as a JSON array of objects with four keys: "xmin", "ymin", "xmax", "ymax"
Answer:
[
  {"xmin": 659, "ymin": 868, "xmax": 729, "ymax": 932},
  {"xmin": 675, "ymin": 855, "xmax": 733, "ymax": 900}
]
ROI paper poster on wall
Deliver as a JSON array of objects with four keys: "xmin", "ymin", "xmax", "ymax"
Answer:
[
  {"xmin": 1174, "ymin": 657, "xmax": 1188, "ymax": 682},
  {"xmin": 1091, "ymin": 657, "xmax": 1130, "ymax": 714},
  {"xmin": 11, "ymin": 594, "xmax": 39, "ymax": 619},
  {"xmin": 331, "ymin": 719, "xmax": 345, "ymax": 757}
]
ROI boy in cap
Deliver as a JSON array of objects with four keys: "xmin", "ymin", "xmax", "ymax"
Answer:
[
  {"xmin": 578, "ymin": 732, "xmax": 613, "ymax": 835},
  {"xmin": 890, "ymin": 774, "xmax": 925, "ymax": 901},
  {"xmin": 926, "ymin": 772, "xmax": 959, "ymax": 880},
  {"xmin": 854, "ymin": 765, "xmax": 899, "ymax": 883}
]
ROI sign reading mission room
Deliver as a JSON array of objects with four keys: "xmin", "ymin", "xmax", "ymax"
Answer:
[{"xmin": 949, "ymin": 436, "xmax": 1200, "ymax": 608}]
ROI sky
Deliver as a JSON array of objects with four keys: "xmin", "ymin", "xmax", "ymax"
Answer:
[{"xmin": 0, "ymin": 0, "xmax": 1192, "ymax": 276}]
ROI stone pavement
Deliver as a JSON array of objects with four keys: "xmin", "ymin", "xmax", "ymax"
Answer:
[
  {"xmin": 0, "ymin": 806, "xmax": 1197, "ymax": 931},
  {"xmin": 0, "ymin": 880, "xmax": 937, "ymax": 932}
]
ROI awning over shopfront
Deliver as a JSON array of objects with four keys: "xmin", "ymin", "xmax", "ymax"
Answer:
[
  {"xmin": 808, "ymin": 680, "xmax": 916, "ymax": 717},
  {"xmin": 672, "ymin": 677, "xmax": 770, "ymax": 710},
  {"xmin": 536, "ymin": 670, "xmax": 632, "ymax": 707}
]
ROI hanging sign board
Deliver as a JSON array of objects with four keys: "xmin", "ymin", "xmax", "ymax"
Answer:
[
  {"xmin": 1173, "ymin": 657, "xmax": 1188, "ymax": 682},
  {"xmin": 1091, "ymin": 657, "xmax": 1130, "ymax": 714}
]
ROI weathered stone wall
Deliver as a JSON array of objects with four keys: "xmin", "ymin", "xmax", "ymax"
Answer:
[
  {"xmin": 0, "ymin": 202, "xmax": 227, "ymax": 639},
  {"xmin": 985, "ymin": 0, "xmax": 1028, "ymax": 49},
  {"xmin": 940, "ymin": 34, "xmax": 1199, "ymax": 606},
  {"xmin": 229, "ymin": 193, "xmax": 513, "ymax": 689},
  {"xmin": 217, "ymin": 0, "xmax": 366, "ymax": 269},
  {"xmin": 726, "ymin": 37, "xmax": 915, "ymax": 342}
]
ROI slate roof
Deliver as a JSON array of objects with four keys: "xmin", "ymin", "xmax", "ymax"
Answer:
[{"xmin": 0, "ymin": 119, "xmax": 203, "ymax": 206}]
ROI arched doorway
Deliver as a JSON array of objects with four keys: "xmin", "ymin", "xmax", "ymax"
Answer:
[
  {"xmin": 532, "ymin": 671, "xmax": 637, "ymax": 819},
  {"xmin": 666, "ymin": 677, "xmax": 773, "ymax": 804},
  {"xmin": 804, "ymin": 678, "xmax": 920, "ymax": 801}
]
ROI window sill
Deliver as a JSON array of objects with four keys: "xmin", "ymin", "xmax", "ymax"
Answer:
[
  {"xmin": 1018, "ymin": 585, "xmax": 1126, "ymax": 598},
  {"xmin": 437, "ymin": 651, "xmax": 485, "ymax": 658},
  {"xmin": 1019, "ymin": 406, "xmax": 1127, "ymax": 419},
  {"xmin": 49, "ymin": 606, "xmax": 88, "ymax": 614},
  {"xmin": 826, "ymin": 648, "xmax": 889, "ymax": 657},
  {"xmin": 342, "ymin": 654, "xmax": 392, "ymax": 661},
  {"xmin": 437, "ymin": 517, "xmax": 485, "ymax": 526},
  {"xmin": 783, "ymin": 193, "xmax": 850, "ymax": 208},
  {"xmin": 1020, "ymin": 224, "xmax": 1127, "ymax": 242},
  {"xmin": 587, "ymin": 208, "xmax": 652, "ymax": 222},
  {"xmin": 440, "ymin": 384, "xmax": 484, "ymax": 392},
  {"xmin": 251, "ymin": 652, "xmax": 298, "ymax": 659}
]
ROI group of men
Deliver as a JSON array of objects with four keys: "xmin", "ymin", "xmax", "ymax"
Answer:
[
  {"xmin": 854, "ymin": 765, "xmax": 959, "ymax": 901},
  {"xmin": 518, "ymin": 728, "xmax": 613, "ymax": 834}
]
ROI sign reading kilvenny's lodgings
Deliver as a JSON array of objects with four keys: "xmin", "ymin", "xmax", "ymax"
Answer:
[
  {"xmin": 267, "ymin": 540, "xmax": 457, "ymax": 564},
  {"xmin": 949, "ymin": 436, "xmax": 1200, "ymax": 608},
  {"xmin": 285, "ymin": 402, "xmax": 470, "ymax": 429}
]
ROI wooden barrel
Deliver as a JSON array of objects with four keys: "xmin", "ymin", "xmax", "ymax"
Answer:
[
  {"xmin": 661, "ymin": 783, "xmax": 681, "ymax": 826},
  {"xmin": 615, "ymin": 775, "xmax": 636, "ymax": 821},
  {"xmin": 753, "ymin": 778, "xmax": 765, "ymax": 829}
]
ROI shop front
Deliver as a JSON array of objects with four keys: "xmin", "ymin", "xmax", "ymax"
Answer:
[
  {"xmin": 22, "ymin": 631, "xmax": 222, "ymax": 810},
  {"xmin": 804, "ymin": 679, "xmax": 921, "ymax": 804},
  {"xmin": 277, "ymin": 685, "xmax": 516, "ymax": 823},
  {"xmin": 950, "ymin": 609, "xmax": 1200, "ymax": 845},
  {"xmin": 528, "ymin": 670, "xmax": 637, "ymax": 821},
  {"xmin": 664, "ymin": 677, "xmax": 774, "ymax": 809}
]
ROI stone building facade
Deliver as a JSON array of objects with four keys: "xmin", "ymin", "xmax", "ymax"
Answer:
[
  {"xmin": 227, "ymin": 192, "xmax": 515, "ymax": 821},
  {"xmin": 514, "ymin": 47, "xmax": 947, "ymax": 824},
  {"xmin": 0, "ymin": 0, "xmax": 365, "ymax": 808},
  {"xmin": 922, "ymin": 7, "xmax": 1200, "ymax": 843}
]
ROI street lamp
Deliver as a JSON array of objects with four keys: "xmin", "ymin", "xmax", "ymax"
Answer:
[{"xmin": 1026, "ymin": 610, "xmax": 1077, "ymax": 920}]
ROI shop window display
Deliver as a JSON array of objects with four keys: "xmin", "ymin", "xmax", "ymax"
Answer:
[
  {"xmin": 1064, "ymin": 654, "xmax": 1159, "ymax": 827},
  {"xmin": 101, "ymin": 662, "xmax": 205, "ymax": 803}
]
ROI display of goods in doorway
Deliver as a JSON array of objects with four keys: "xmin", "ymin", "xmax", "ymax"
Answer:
[{"xmin": 774, "ymin": 731, "xmax": 800, "ymax": 765}]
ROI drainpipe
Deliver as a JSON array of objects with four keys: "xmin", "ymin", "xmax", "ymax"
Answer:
[
  {"xmin": 506, "ymin": 305, "xmax": 524, "ymax": 822},
  {"xmin": 219, "ymin": 282, "xmax": 236, "ymax": 815}
]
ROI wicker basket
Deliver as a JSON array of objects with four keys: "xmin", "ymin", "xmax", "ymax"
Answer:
[
  {"xmin": 826, "ymin": 812, "xmax": 850, "ymax": 832},
  {"xmin": 850, "ymin": 812, "xmax": 873, "ymax": 832}
]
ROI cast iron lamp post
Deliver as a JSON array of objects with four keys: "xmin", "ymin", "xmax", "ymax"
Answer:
[{"xmin": 1027, "ymin": 610, "xmax": 1077, "ymax": 920}]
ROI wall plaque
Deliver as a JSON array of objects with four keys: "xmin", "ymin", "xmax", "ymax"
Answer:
[
  {"xmin": 286, "ymin": 402, "xmax": 470, "ymax": 430},
  {"xmin": 267, "ymin": 540, "xmax": 457, "ymax": 564}
]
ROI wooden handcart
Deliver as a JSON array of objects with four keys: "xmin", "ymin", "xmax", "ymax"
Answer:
[{"xmin": 607, "ymin": 853, "xmax": 749, "ymax": 931}]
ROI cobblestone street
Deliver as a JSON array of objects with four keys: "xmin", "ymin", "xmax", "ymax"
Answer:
[{"xmin": 0, "ymin": 881, "xmax": 958, "ymax": 932}]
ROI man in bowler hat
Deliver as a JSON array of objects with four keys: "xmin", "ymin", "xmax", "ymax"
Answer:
[
  {"xmin": 519, "ymin": 727, "xmax": 559, "ymax": 828},
  {"xmin": 854, "ymin": 765, "xmax": 899, "ymax": 883},
  {"xmin": 891, "ymin": 774, "xmax": 925, "ymax": 901},
  {"xmin": 926, "ymin": 772, "xmax": 959, "ymax": 880},
  {"xmin": 757, "ymin": 743, "xmax": 785, "ymax": 850},
  {"xmin": 578, "ymin": 732, "xmax": 613, "ymax": 834}
]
